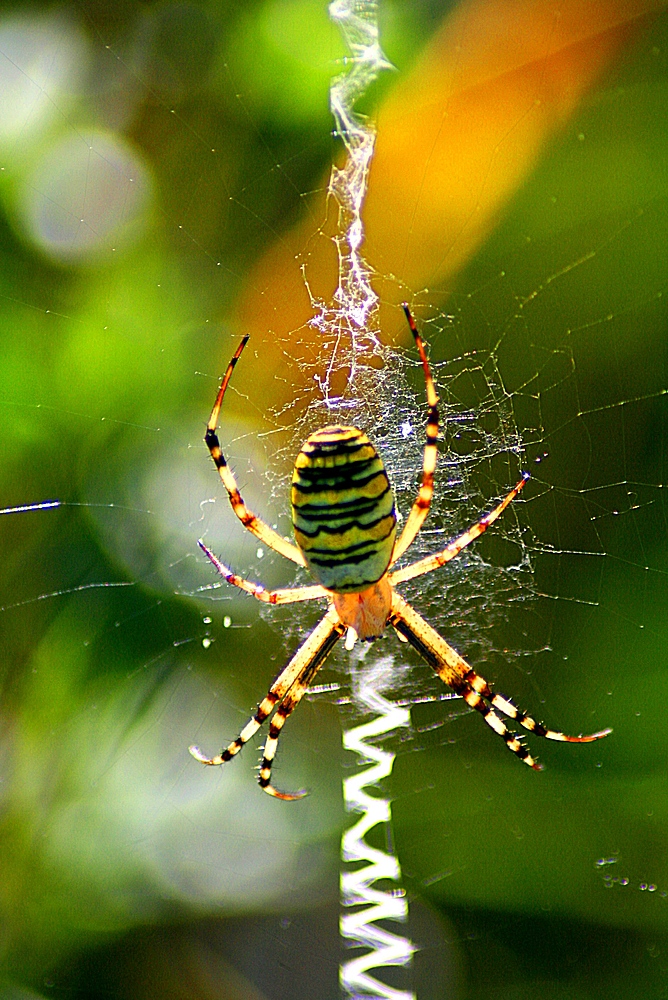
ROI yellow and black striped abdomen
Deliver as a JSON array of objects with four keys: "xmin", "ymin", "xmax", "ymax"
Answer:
[{"xmin": 291, "ymin": 426, "xmax": 397, "ymax": 592}]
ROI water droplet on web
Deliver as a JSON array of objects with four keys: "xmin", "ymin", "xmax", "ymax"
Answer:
[
  {"xmin": 223, "ymin": 616, "xmax": 232, "ymax": 628},
  {"xmin": 202, "ymin": 637, "xmax": 211, "ymax": 649},
  {"xmin": 202, "ymin": 616, "xmax": 212, "ymax": 624}
]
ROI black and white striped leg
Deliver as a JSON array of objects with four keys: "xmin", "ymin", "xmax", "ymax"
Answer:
[
  {"xmin": 258, "ymin": 635, "xmax": 338, "ymax": 799},
  {"xmin": 459, "ymin": 666, "xmax": 612, "ymax": 744},
  {"xmin": 190, "ymin": 608, "xmax": 345, "ymax": 798},
  {"xmin": 389, "ymin": 592, "xmax": 610, "ymax": 769}
]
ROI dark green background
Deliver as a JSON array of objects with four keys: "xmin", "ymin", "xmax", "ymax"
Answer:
[{"xmin": 0, "ymin": 2, "xmax": 667, "ymax": 998}]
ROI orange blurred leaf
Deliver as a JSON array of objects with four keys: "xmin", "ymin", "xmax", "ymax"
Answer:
[{"xmin": 233, "ymin": 0, "xmax": 664, "ymax": 407}]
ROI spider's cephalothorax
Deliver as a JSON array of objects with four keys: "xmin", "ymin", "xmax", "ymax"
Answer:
[{"xmin": 191, "ymin": 306, "xmax": 611, "ymax": 799}]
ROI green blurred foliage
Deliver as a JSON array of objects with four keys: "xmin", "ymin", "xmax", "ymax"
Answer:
[{"xmin": 0, "ymin": 2, "xmax": 667, "ymax": 999}]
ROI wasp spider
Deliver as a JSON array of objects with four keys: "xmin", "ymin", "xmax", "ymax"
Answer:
[{"xmin": 191, "ymin": 306, "xmax": 611, "ymax": 799}]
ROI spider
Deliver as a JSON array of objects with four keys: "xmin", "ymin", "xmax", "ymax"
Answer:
[{"xmin": 191, "ymin": 306, "xmax": 611, "ymax": 799}]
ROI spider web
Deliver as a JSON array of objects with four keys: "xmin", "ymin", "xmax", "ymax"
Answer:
[{"xmin": 1, "ymin": 3, "xmax": 667, "ymax": 1000}]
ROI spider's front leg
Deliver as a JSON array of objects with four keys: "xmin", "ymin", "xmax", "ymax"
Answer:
[
  {"xmin": 390, "ymin": 304, "xmax": 441, "ymax": 565},
  {"xmin": 205, "ymin": 334, "xmax": 307, "ymax": 568},
  {"xmin": 190, "ymin": 607, "xmax": 345, "ymax": 799}
]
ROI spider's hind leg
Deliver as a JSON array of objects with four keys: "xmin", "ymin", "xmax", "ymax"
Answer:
[
  {"xmin": 389, "ymin": 592, "xmax": 611, "ymax": 770},
  {"xmin": 460, "ymin": 666, "xmax": 612, "ymax": 745},
  {"xmin": 434, "ymin": 660, "xmax": 546, "ymax": 770},
  {"xmin": 189, "ymin": 607, "xmax": 345, "ymax": 799}
]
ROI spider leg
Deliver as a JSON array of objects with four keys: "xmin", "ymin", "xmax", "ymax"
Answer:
[
  {"xmin": 206, "ymin": 335, "xmax": 306, "ymax": 568},
  {"xmin": 190, "ymin": 607, "xmax": 345, "ymax": 799},
  {"xmin": 390, "ymin": 304, "xmax": 440, "ymax": 565},
  {"xmin": 259, "ymin": 625, "xmax": 344, "ymax": 799},
  {"xmin": 389, "ymin": 593, "xmax": 610, "ymax": 769},
  {"xmin": 198, "ymin": 539, "xmax": 327, "ymax": 605},
  {"xmin": 389, "ymin": 473, "xmax": 529, "ymax": 586}
]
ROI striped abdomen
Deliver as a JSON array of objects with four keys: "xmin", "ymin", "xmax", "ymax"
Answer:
[{"xmin": 291, "ymin": 426, "xmax": 397, "ymax": 592}]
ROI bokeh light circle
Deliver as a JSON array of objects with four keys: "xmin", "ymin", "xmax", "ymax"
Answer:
[
  {"xmin": 0, "ymin": 11, "xmax": 89, "ymax": 147},
  {"xmin": 18, "ymin": 130, "xmax": 153, "ymax": 265}
]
